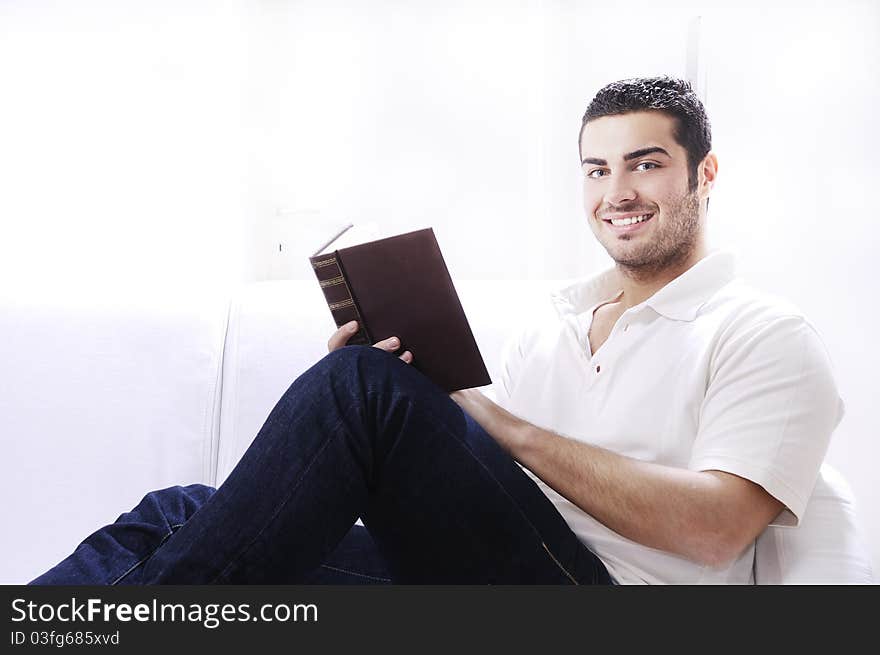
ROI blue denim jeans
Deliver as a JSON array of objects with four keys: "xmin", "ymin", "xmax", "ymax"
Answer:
[{"xmin": 31, "ymin": 346, "xmax": 613, "ymax": 585}]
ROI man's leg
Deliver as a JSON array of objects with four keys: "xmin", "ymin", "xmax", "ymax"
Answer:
[
  {"xmin": 32, "ymin": 489, "xmax": 390, "ymax": 585},
  {"xmin": 30, "ymin": 484, "xmax": 215, "ymax": 585},
  {"xmin": 134, "ymin": 346, "xmax": 611, "ymax": 584}
]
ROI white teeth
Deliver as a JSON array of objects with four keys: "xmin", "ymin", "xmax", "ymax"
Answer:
[{"xmin": 609, "ymin": 214, "xmax": 652, "ymax": 226}]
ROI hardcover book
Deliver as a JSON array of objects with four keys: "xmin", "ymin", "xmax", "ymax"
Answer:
[{"xmin": 308, "ymin": 227, "xmax": 491, "ymax": 392}]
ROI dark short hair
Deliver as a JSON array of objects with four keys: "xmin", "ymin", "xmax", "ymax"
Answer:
[{"xmin": 579, "ymin": 76, "xmax": 711, "ymax": 192}]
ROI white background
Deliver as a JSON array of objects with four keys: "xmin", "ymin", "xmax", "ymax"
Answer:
[{"xmin": 1, "ymin": 0, "xmax": 877, "ymax": 572}]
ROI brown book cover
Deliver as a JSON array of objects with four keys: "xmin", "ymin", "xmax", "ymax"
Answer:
[{"xmin": 308, "ymin": 227, "xmax": 491, "ymax": 392}]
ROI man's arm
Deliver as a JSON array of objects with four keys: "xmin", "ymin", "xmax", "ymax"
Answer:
[{"xmin": 450, "ymin": 389, "xmax": 783, "ymax": 569}]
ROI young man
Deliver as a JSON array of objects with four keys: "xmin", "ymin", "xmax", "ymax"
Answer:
[{"xmin": 32, "ymin": 76, "xmax": 842, "ymax": 585}]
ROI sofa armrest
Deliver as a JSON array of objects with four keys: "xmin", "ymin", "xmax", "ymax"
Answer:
[{"xmin": 0, "ymin": 286, "xmax": 229, "ymax": 583}]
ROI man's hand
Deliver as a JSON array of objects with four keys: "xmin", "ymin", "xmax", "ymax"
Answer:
[
  {"xmin": 450, "ymin": 388, "xmax": 527, "ymax": 454},
  {"xmin": 327, "ymin": 320, "xmax": 414, "ymax": 364}
]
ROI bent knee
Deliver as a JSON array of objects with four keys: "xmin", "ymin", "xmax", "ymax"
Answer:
[
  {"xmin": 135, "ymin": 484, "xmax": 215, "ymax": 526},
  {"xmin": 320, "ymin": 345, "xmax": 404, "ymax": 378},
  {"xmin": 304, "ymin": 345, "xmax": 433, "ymax": 404}
]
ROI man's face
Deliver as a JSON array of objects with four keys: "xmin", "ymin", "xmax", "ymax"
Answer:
[{"xmin": 579, "ymin": 110, "xmax": 704, "ymax": 273}]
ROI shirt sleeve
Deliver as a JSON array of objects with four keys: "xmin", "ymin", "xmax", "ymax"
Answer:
[{"xmin": 688, "ymin": 315, "xmax": 844, "ymax": 527}]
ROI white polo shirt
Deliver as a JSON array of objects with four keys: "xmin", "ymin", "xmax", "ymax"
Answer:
[{"xmin": 496, "ymin": 250, "xmax": 844, "ymax": 584}]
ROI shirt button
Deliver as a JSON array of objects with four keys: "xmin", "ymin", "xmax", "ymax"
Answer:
[
  {"xmin": 595, "ymin": 365, "xmax": 601, "ymax": 373},
  {"xmin": 623, "ymin": 324, "xmax": 629, "ymax": 332}
]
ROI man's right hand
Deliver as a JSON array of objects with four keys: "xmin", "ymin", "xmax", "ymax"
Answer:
[{"xmin": 327, "ymin": 320, "xmax": 414, "ymax": 364}]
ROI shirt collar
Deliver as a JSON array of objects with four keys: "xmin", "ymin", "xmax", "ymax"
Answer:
[{"xmin": 551, "ymin": 250, "xmax": 738, "ymax": 323}]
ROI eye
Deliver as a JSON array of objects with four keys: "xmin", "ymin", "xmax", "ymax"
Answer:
[
  {"xmin": 635, "ymin": 161, "xmax": 659, "ymax": 171},
  {"xmin": 586, "ymin": 169, "xmax": 608, "ymax": 179}
]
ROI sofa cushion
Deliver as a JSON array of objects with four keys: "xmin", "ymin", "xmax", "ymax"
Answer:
[
  {"xmin": 755, "ymin": 463, "xmax": 873, "ymax": 584},
  {"xmin": 215, "ymin": 281, "xmax": 329, "ymax": 484}
]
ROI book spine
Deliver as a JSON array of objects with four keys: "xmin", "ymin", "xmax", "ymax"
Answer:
[{"xmin": 308, "ymin": 253, "xmax": 371, "ymax": 346}]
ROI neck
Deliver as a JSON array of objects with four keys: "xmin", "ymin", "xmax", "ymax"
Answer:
[{"xmin": 615, "ymin": 241, "xmax": 708, "ymax": 309}]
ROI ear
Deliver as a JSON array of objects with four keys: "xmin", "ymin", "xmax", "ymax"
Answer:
[{"xmin": 699, "ymin": 152, "xmax": 718, "ymax": 198}]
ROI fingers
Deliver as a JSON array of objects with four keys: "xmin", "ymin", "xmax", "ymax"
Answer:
[
  {"xmin": 327, "ymin": 320, "xmax": 359, "ymax": 352},
  {"xmin": 372, "ymin": 335, "xmax": 400, "ymax": 353},
  {"xmin": 373, "ymin": 336, "xmax": 413, "ymax": 365},
  {"xmin": 328, "ymin": 322, "xmax": 413, "ymax": 364}
]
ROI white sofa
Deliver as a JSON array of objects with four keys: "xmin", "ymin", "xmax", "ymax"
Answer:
[{"xmin": 0, "ymin": 280, "xmax": 873, "ymax": 584}]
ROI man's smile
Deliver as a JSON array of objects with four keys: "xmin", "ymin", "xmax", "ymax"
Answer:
[{"xmin": 600, "ymin": 211, "xmax": 655, "ymax": 233}]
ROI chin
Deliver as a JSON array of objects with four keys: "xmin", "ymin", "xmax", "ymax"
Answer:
[
  {"xmin": 607, "ymin": 246, "xmax": 655, "ymax": 268},
  {"xmin": 602, "ymin": 240, "xmax": 641, "ymax": 260}
]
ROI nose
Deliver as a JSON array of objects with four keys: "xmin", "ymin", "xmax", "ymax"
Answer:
[{"xmin": 604, "ymin": 176, "xmax": 637, "ymax": 206}]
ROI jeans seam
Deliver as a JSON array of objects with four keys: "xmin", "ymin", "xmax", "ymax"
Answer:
[
  {"xmin": 318, "ymin": 564, "xmax": 392, "ymax": 583},
  {"xmin": 405, "ymin": 395, "xmax": 584, "ymax": 585},
  {"xmin": 541, "ymin": 542, "xmax": 579, "ymax": 585},
  {"xmin": 209, "ymin": 415, "xmax": 346, "ymax": 584},
  {"xmin": 111, "ymin": 525, "xmax": 182, "ymax": 585},
  {"xmin": 110, "ymin": 553, "xmax": 155, "ymax": 586}
]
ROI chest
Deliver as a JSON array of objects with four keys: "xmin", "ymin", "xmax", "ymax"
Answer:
[
  {"xmin": 588, "ymin": 302, "xmax": 625, "ymax": 355},
  {"xmin": 508, "ymin": 315, "xmax": 716, "ymax": 466}
]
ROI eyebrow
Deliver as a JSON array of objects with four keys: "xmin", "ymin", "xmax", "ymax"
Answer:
[{"xmin": 581, "ymin": 146, "xmax": 671, "ymax": 167}]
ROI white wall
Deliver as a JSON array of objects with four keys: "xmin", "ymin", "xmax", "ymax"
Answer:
[
  {"xmin": 0, "ymin": 1, "xmax": 250, "ymax": 292},
  {"xmin": 1, "ymin": 0, "xmax": 877, "ymax": 573}
]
